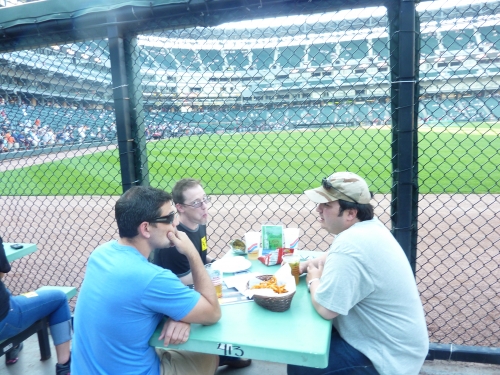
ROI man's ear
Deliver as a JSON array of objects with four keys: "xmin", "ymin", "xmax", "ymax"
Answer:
[
  {"xmin": 346, "ymin": 208, "xmax": 358, "ymax": 221},
  {"xmin": 175, "ymin": 202, "xmax": 185, "ymax": 213},
  {"xmin": 138, "ymin": 221, "xmax": 151, "ymax": 238}
]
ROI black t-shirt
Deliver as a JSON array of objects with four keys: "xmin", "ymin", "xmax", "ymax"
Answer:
[
  {"xmin": 153, "ymin": 223, "xmax": 207, "ymax": 276},
  {"xmin": 0, "ymin": 237, "xmax": 12, "ymax": 321}
]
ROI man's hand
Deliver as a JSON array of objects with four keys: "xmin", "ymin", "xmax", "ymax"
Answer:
[
  {"xmin": 299, "ymin": 253, "xmax": 328, "ymax": 275},
  {"xmin": 306, "ymin": 261, "xmax": 324, "ymax": 284},
  {"xmin": 167, "ymin": 231, "xmax": 197, "ymax": 257},
  {"xmin": 158, "ymin": 318, "xmax": 191, "ymax": 346},
  {"xmin": 306, "ymin": 261, "xmax": 338, "ymax": 320},
  {"xmin": 299, "ymin": 260, "xmax": 310, "ymax": 274}
]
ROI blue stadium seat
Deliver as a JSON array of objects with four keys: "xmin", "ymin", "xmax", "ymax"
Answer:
[
  {"xmin": 278, "ymin": 46, "xmax": 305, "ymax": 68},
  {"xmin": 199, "ymin": 50, "xmax": 224, "ymax": 72}
]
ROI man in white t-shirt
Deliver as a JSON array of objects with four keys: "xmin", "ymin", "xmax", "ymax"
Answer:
[{"xmin": 288, "ymin": 171, "xmax": 428, "ymax": 375}]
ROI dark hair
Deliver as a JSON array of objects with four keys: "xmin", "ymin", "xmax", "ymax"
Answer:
[
  {"xmin": 338, "ymin": 196, "xmax": 374, "ymax": 221},
  {"xmin": 172, "ymin": 178, "xmax": 202, "ymax": 204},
  {"xmin": 115, "ymin": 186, "xmax": 172, "ymax": 238}
]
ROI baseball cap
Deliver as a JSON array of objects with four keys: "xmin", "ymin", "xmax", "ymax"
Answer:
[{"xmin": 304, "ymin": 171, "xmax": 371, "ymax": 204}]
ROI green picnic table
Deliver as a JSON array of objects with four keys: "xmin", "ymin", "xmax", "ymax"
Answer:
[
  {"xmin": 5, "ymin": 242, "xmax": 37, "ymax": 262},
  {"xmin": 150, "ymin": 250, "xmax": 331, "ymax": 368}
]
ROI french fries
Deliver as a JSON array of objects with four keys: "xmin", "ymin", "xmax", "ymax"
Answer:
[{"xmin": 250, "ymin": 276, "xmax": 288, "ymax": 294}]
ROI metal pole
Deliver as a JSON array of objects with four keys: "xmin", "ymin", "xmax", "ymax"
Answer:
[
  {"xmin": 123, "ymin": 35, "xmax": 149, "ymax": 186},
  {"xmin": 107, "ymin": 13, "xmax": 137, "ymax": 193},
  {"xmin": 389, "ymin": 0, "xmax": 418, "ymax": 272}
]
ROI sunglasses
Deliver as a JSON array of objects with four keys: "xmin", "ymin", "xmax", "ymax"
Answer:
[
  {"xmin": 183, "ymin": 195, "xmax": 211, "ymax": 208},
  {"xmin": 149, "ymin": 211, "xmax": 177, "ymax": 224},
  {"xmin": 321, "ymin": 177, "xmax": 359, "ymax": 204}
]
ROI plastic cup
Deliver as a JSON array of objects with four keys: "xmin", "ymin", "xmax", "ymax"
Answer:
[
  {"xmin": 205, "ymin": 264, "xmax": 223, "ymax": 298},
  {"xmin": 284, "ymin": 228, "xmax": 300, "ymax": 249},
  {"xmin": 282, "ymin": 254, "xmax": 300, "ymax": 285},
  {"xmin": 244, "ymin": 231, "xmax": 261, "ymax": 260}
]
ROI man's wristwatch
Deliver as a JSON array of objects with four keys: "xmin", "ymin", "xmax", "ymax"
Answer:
[{"xmin": 307, "ymin": 278, "xmax": 320, "ymax": 292}]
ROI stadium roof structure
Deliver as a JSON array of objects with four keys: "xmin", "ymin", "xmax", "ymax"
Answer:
[
  {"xmin": 0, "ymin": 0, "xmax": 377, "ymax": 31},
  {"xmin": 0, "ymin": 0, "xmax": 497, "ymax": 52}
]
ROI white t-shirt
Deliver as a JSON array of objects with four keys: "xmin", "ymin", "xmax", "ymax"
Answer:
[{"xmin": 316, "ymin": 217, "xmax": 428, "ymax": 375}]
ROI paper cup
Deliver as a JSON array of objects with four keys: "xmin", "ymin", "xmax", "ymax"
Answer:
[
  {"xmin": 282, "ymin": 254, "xmax": 301, "ymax": 285},
  {"xmin": 244, "ymin": 231, "xmax": 261, "ymax": 260},
  {"xmin": 284, "ymin": 228, "xmax": 300, "ymax": 249}
]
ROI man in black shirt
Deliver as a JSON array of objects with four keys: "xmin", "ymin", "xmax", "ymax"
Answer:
[
  {"xmin": 153, "ymin": 179, "xmax": 213, "ymax": 285},
  {"xmin": 153, "ymin": 179, "xmax": 251, "ymax": 369}
]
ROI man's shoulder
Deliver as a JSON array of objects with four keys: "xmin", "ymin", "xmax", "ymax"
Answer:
[
  {"xmin": 177, "ymin": 222, "xmax": 205, "ymax": 234},
  {"xmin": 91, "ymin": 240, "xmax": 118, "ymax": 255}
]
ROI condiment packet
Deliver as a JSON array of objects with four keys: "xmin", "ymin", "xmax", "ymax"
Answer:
[{"xmin": 257, "ymin": 248, "xmax": 295, "ymax": 266}]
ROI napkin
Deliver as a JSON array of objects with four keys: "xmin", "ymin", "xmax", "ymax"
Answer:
[
  {"xmin": 244, "ymin": 263, "xmax": 296, "ymax": 298},
  {"xmin": 224, "ymin": 272, "xmax": 262, "ymax": 293}
]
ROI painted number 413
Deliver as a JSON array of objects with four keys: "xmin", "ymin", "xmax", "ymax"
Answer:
[{"xmin": 217, "ymin": 343, "xmax": 244, "ymax": 357}]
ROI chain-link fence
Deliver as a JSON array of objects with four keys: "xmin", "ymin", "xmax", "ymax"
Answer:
[
  {"xmin": 0, "ymin": 0, "xmax": 498, "ymax": 362},
  {"xmin": 416, "ymin": 1, "xmax": 500, "ymax": 351}
]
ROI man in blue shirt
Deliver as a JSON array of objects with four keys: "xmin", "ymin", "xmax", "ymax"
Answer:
[{"xmin": 72, "ymin": 186, "xmax": 221, "ymax": 375}]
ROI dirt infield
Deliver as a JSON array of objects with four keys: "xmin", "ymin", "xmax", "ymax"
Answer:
[{"xmin": 1, "ymin": 149, "xmax": 499, "ymax": 348}]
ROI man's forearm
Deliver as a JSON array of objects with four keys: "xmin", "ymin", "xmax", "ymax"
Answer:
[{"xmin": 309, "ymin": 282, "xmax": 339, "ymax": 320}]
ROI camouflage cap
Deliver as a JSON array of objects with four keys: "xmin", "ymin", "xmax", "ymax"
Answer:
[{"xmin": 304, "ymin": 171, "xmax": 371, "ymax": 204}]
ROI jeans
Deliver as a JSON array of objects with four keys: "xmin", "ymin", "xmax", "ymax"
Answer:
[
  {"xmin": 0, "ymin": 289, "xmax": 72, "ymax": 346},
  {"xmin": 287, "ymin": 327, "xmax": 379, "ymax": 375}
]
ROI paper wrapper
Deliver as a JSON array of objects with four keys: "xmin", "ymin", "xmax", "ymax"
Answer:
[
  {"xmin": 258, "ymin": 248, "xmax": 294, "ymax": 266},
  {"xmin": 243, "ymin": 263, "xmax": 296, "ymax": 298}
]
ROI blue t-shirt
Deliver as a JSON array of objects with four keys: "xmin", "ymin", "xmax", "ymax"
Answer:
[{"xmin": 72, "ymin": 240, "xmax": 200, "ymax": 375}]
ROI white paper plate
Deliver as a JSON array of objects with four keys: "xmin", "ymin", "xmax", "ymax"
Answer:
[{"xmin": 212, "ymin": 257, "xmax": 252, "ymax": 273}]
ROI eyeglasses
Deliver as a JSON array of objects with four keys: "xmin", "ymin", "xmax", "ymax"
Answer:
[
  {"xmin": 149, "ymin": 211, "xmax": 177, "ymax": 224},
  {"xmin": 321, "ymin": 177, "xmax": 359, "ymax": 204},
  {"xmin": 183, "ymin": 195, "xmax": 211, "ymax": 208}
]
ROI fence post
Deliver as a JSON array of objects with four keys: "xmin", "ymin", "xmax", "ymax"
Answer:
[
  {"xmin": 107, "ymin": 13, "xmax": 147, "ymax": 192},
  {"xmin": 124, "ymin": 35, "xmax": 150, "ymax": 186},
  {"xmin": 388, "ymin": 0, "xmax": 419, "ymax": 273}
]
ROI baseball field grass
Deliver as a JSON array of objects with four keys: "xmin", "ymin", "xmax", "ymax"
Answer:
[{"xmin": 1, "ymin": 123, "xmax": 499, "ymax": 196}]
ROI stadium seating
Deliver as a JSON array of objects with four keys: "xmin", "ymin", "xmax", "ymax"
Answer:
[{"xmin": 1, "ymin": 7, "xmax": 500, "ymax": 140}]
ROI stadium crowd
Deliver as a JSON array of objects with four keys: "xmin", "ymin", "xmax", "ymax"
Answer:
[{"xmin": 0, "ymin": 100, "xmax": 117, "ymax": 153}]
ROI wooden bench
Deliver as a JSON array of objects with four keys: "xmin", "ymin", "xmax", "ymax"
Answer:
[{"xmin": 0, "ymin": 286, "xmax": 77, "ymax": 361}]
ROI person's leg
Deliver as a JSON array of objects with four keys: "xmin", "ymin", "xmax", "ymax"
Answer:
[
  {"xmin": 287, "ymin": 328, "xmax": 379, "ymax": 375},
  {"xmin": 55, "ymin": 340, "xmax": 71, "ymax": 364},
  {"xmin": 0, "ymin": 290, "xmax": 72, "ymax": 366},
  {"xmin": 219, "ymin": 355, "xmax": 252, "ymax": 368},
  {"xmin": 157, "ymin": 349, "xmax": 218, "ymax": 375}
]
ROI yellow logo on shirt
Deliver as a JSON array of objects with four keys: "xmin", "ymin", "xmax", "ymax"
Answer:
[{"xmin": 201, "ymin": 236, "xmax": 207, "ymax": 251}]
